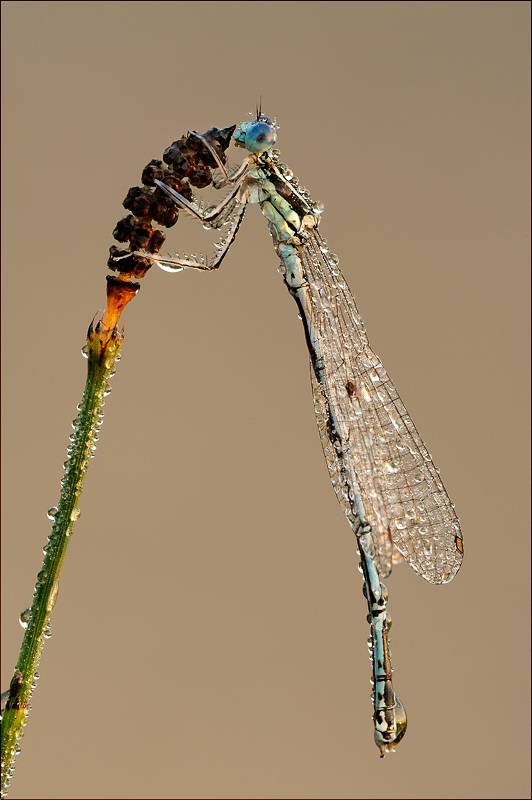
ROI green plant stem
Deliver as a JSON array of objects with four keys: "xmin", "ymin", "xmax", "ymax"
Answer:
[{"xmin": 1, "ymin": 322, "xmax": 123, "ymax": 795}]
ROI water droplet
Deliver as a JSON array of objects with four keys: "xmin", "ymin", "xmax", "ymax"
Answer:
[
  {"xmin": 81, "ymin": 344, "xmax": 89, "ymax": 359},
  {"xmin": 19, "ymin": 608, "xmax": 31, "ymax": 629},
  {"xmin": 103, "ymin": 384, "xmax": 112, "ymax": 396},
  {"xmin": 319, "ymin": 292, "xmax": 330, "ymax": 310},
  {"xmin": 47, "ymin": 507, "xmax": 58, "ymax": 520},
  {"xmin": 44, "ymin": 624, "xmax": 52, "ymax": 639}
]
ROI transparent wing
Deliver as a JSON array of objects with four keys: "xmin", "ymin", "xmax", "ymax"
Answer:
[{"xmin": 300, "ymin": 231, "xmax": 463, "ymax": 584}]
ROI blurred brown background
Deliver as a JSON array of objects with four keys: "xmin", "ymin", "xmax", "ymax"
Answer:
[{"xmin": 1, "ymin": 2, "xmax": 530, "ymax": 798}]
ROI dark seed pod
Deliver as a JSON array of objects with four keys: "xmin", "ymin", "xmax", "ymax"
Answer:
[
  {"xmin": 132, "ymin": 195, "xmax": 152, "ymax": 218},
  {"xmin": 196, "ymin": 147, "xmax": 217, "ymax": 169},
  {"xmin": 184, "ymin": 132, "xmax": 202, "ymax": 154},
  {"xmin": 108, "ymin": 247, "xmax": 152, "ymax": 279},
  {"xmin": 108, "ymin": 245, "xmax": 129, "ymax": 268},
  {"xmin": 154, "ymin": 173, "xmax": 194, "ymax": 202},
  {"xmin": 171, "ymin": 152, "xmax": 196, "ymax": 178},
  {"xmin": 188, "ymin": 165, "xmax": 212, "ymax": 188},
  {"xmin": 108, "ymin": 245, "xmax": 127, "ymax": 260},
  {"xmin": 167, "ymin": 176, "xmax": 193, "ymax": 202},
  {"xmin": 211, "ymin": 124, "xmax": 236, "ymax": 153},
  {"xmin": 141, "ymin": 159, "xmax": 165, "ymax": 187},
  {"xmin": 123, "ymin": 188, "xmax": 153, "ymax": 219},
  {"xmin": 129, "ymin": 222, "xmax": 155, "ymax": 251},
  {"xmin": 112, "ymin": 214, "xmax": 135, "ymax": 242},
  {"xmin": 122, "ymin": 186, "xmax": 144, "ymax": 209},
  {"xmin": 163, "ymin": 138, "xmax": 188, "ymax": 163},
  {"xmin": 181, "ymin": 185, "xmax": 194, "ymax": 201},
  {"xmin": 150, "ymin": 200, "xmax": 179, "ymax": 228},
  {"xmin": 163, "ymin": 139, "xmax": 196, "ymax": 175},
  {"xmin": 148, "ymin": 228, "xmax": 166, "ymax": 253}
]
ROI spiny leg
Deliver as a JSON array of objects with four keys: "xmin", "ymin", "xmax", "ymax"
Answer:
[{"xmin": 144, "ymin": 179, "xmax": 247, "ymax": 271}]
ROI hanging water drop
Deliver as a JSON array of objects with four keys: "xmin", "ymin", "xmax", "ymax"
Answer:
[{"xmin": 19, "ymin": 608, "xmax": 31, "ymax": 629}]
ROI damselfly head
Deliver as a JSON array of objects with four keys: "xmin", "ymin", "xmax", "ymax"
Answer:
[{"xmin": 234, "ymin": 116, "xmax": 277, "ymax": 153}]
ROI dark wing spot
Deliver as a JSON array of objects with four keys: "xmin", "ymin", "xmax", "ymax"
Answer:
[{"xmin": 346, "ymin": 380, "xmax": 356, "ymax": 397}]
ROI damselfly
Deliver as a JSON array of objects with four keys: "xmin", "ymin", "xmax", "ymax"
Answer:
[{"xmin": 140, "ymin": 112, "xmax": 464, "ymax": 756}]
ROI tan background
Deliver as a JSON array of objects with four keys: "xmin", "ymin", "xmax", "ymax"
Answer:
[{"xmin": 2, "ymin": 2, "xmax": 530, "ymax": 798}]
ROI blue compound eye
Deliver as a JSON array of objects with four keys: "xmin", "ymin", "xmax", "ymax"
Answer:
[{"xmin": 244, "ymin": 121, "xmax": 276, "ymax": 153}]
